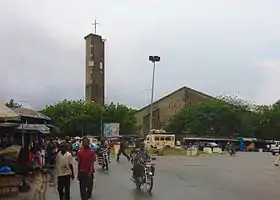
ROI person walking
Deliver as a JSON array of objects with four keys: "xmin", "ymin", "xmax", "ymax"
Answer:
[
  {"xmin": 46, "ymin": 138, "xmax": 57, "ymax": 186},
  {"xmin": 56, "ymin": 143, "xmax": 74, "ymax": 200},
  {"xmin": 18, "ymin": 142, "xmax": 32, "ymax": 190},
  {"xmin": 116, "ymin": 138, "xmax": 130, "ymax": 163},
  {"xmin": 274, "ymin": 148, "xmax": 280, "ymax": 166},
  {"xmin": 65, "ymin": 136, "xmax": 73, "ymax": 153},
  {"xmin": 46, "ymin": 138, "xmax": 57, "ymax": 164},
  {"xmin": 78, "ymin": 138, "xmax": 96, "ymax": 200}
]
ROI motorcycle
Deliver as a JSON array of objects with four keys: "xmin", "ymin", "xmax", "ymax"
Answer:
[
  {"xmin": 131, "ymin": 161, "xmax": 155, "ymax": 193},
  {"xmin": 228, "ymin": 148, "xmax": 236, "ymax": 156},
  {"xmin": 97, "ymin": 148, "xmax": 110, "ymax": 170}
]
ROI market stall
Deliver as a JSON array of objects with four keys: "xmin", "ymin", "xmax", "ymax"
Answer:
[{"xmin": 0, "ymin": 104, "xmax": 21, "ymax": 197}]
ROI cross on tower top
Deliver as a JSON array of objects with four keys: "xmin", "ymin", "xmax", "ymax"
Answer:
[{"xmin": 92, "ymin": 19, "xmax": 99, "ymax": 34}]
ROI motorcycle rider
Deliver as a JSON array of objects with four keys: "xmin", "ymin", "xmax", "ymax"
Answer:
[
  {"xmin": 97, "ymin": 137, "xmax": 107, "ymax": 147},
  {"xmin": 96, "ymin": 138, "xmax": 109, "ymax": 153},
  {"xmin": 227, "ymin": 142, "xmax": 236, "ymax": 155},
  {"xmin": 130, "ymin": 140, "xmax": 154, "ymax": 180},
  {"xmin": 96, "ymin": 137, "xmax": 110, "ymax": 170}
]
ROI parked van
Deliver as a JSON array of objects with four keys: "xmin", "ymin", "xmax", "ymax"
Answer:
[{"xmin": 144, "ymin": 134, "xmax": 175, "ymax": 149}]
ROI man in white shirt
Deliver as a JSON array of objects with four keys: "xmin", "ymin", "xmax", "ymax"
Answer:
[{"xmin": 56, "ymin": 143, "xmax": 75, "ymax": 200}]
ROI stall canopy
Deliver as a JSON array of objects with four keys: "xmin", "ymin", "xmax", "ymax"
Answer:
[
  {"xmin": 0, "ymin": 103, "xmax": 20, "ymax": 121},
  {"xmin": 17, "ymin": 124, "xmax": 50, "ymax": 134}
]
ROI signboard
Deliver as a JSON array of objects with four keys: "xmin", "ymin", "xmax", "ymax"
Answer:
[{"xmin": 103, "ymin": 123, "xmax": 120, "ymax": 137}]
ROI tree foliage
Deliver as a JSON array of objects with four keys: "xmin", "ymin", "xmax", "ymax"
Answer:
[
  {"xmin": 166, "ymin": 100, "xmax": 242, "ymax": 137},
  {"xmin": 41, "ymin": 100, "xmax": 137, "ymax": 136},
  {"xmin": 166, "ymin": 97, "xmax": 280, "ymax": 139},
  {"xmin": 10, "ymin": 95, "xmax": 280, "ymax": 140},
  {"xmin": 255, "ymin": 103, "xmax": 280, "ymax": 140},
  {"xmin": 5, "ymin": 99, "xmax": 22, "ymax": 108}
]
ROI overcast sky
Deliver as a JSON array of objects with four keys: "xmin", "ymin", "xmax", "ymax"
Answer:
[{"xmin": 0, "ymin": 0, "xmax": 280, "ymax": 109}]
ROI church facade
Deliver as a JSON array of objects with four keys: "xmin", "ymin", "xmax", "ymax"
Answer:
[{"xmin": 135, "ymin": 86, "xmax": 215, "ymax": 135}]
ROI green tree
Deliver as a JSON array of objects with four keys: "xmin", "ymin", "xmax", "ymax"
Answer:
[
  {"xmin": 217, "ymin": 95, "xmax": 253, "ymax": 111},
  {"xmin": 41, "ymin": 100, "xmax": 137, "ymax": 136},
  {"xmin": 165, "ymin": 96, "xmax": 280, "ymax": 139},
  {"xmin": 217, "ymin": 95, "xmax": 259, "ymax": 137},
  {"xmin": 166, "ymin": 100, "xmax": 242, "ymax": 137},
  {"xmin": 102, "ymin": 103, "xmax": 137, "ymax": 135},
  {"xmin": 253, "ymin": 101, "xmax": 280, "ymax": 139},
  {"xmin": 5, "ymin": 99, "xmax": 22, "ymax": 108}
]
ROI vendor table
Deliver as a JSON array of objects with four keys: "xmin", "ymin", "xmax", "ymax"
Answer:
[{"xmin": 0, "ymin": 172, "xmax": 20, "ymax": 196}]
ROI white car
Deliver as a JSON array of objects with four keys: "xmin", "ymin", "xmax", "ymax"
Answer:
[
  {"xmin": 270, "ymin": 141, "xmax": 280, "ymax": 155},
  {"xmin": 204, "ymin": 142, "xmax": 219, "ymax": 147}
]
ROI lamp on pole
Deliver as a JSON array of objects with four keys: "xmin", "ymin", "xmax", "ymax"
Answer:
[
  {"xmin": 91, "ymin": 101, "xmax": 103, "ymax": 136},
  {"xmin": 95, "ymin": 101, "xmax": 104, "ymax": 137},
  {"xmin": 148, "ymin": 56, "xmax": 160, "ymax": 134},
  {"xmin": 100, "ymin": 107, "xmax": 103, "ymax": 137}
]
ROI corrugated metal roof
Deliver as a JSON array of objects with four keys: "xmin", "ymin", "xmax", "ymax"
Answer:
[
  {"xmin": 12, "ymin": 107, "xmax": 51, "ymax": 120},
  {"xmin": 0, "ymin": 122, "xmax": 20, "ymax": 127},
  {"xmin": 240, "ymin": 137, "xmax": 257, "ymax": 142},
  {"xmin": 0, "ymin": 103, "xmax": 20, "ymax": 121},
  {"xmin": 17, "ymin": 124, "xmax": 50, "ymax": 134}
]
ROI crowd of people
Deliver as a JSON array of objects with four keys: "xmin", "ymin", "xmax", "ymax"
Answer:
[{"xmin": 26, "ymin": 136, "xmax": 153, "ymax": 200}]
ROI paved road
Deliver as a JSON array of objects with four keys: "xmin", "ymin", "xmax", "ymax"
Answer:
[{"xmin": 46, "ymin": 153, "xmax": 280, "ymax": 200}]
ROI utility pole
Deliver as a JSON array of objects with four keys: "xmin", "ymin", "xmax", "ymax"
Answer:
[{"xmin": 148, "ymin": 56, "xmax": 161, "ymax": 134}]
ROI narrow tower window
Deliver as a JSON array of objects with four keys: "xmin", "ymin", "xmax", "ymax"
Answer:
[
  {"xmin": 88, "ymin": 61, "xmax": 94, "ymax": 68},
  {"xmin": 100, "ymin": 62, "xmax": 103, "ymax": 70}
]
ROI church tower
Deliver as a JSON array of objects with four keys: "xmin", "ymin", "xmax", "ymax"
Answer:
[{"xmin": 84, "ymin": 21, "xmax": 105, "ymax": 104}]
